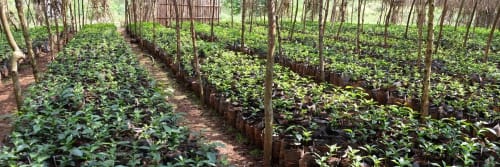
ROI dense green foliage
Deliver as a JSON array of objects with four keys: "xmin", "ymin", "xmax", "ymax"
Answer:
[
  {"xmin": 0, "ymin": 24, "xmax": 221, "ymax": 166},
  {"xmin": 130, "ymin": 22, "xmax": 499, "ymax": 166},
  {"xmin": 0, "ymin": 26, "xmax": 54, "ymax": 63},
  {"xmin": 192, "ymin": 21, "xmax": 499, "ymax": 123}
]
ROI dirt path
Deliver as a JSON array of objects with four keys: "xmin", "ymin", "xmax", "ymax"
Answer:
[
  {"xmin": 0, "ymin": 54, "xmax": 53, "ymax": 146},
  {"xmin": 120, "ymin": 29, "xmax": 262, "ymax": 166}
]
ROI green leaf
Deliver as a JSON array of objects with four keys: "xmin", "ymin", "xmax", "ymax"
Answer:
[
  {"xmin": 70, "ymin": 148, "xmax": 83, "ymax": 157},
  {"xmin": 16, "ymin": 144, "xmax": 29, "ymax": 152}
]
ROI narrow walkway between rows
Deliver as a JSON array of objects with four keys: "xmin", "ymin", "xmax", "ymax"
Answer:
[{"xmin": 119, "ymin": 29, "xmax": 262, "ymax": 167}]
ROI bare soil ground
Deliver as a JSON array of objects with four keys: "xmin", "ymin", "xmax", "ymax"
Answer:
[{"xmin": 121, "ymin": 29, "xmax": 263, "ymax": 166}]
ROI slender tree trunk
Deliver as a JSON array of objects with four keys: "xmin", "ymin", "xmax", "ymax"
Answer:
[
  {"xmin": 417, "ymin": 0, "xmax": 425, "ymax": 67},
  {"xmin": 42, "ymin": 0, "xmax": 54, "ymax": 58},
  {"xmin": 289, "ymin": 0, "xmax": 299, "ymax": 39},
  {"xmin": 350, "ymin": 0, "xmax": 354, "ymax": 23},
  {"xmin": 133, "ymin": 0, "xmax": 138, "ymax": 35},
  {"xmin": 81, "ymin": 0, "xmax": 84, "ymax": 26},
  {"xmin": 62, "ymin": 0, "xmax": 68, "ymax": 43},
  {"xmin": 378, "ymin": 1, "xmax": 385, "ymax": 25},
  {"xmin": 241, "ymin": 0, "xmax": 246, "ymax": 51},
  {"xmin": 421, "ymin": 0, "xmax": 434, "ymax": 118},
  {"xmin": 263, "ymin": 0, "xmax": 276, "ymax": 165},
  {"xmin": 25, "ymin": 0, "xmax": 35, "ymax": 27},
  {"xmin": 276, "ymin": 15, "xmax": 282, "ymax": 56},
  {"xmin": 323, "ymin": 0, "xmax": 330, "ymax": 27},
  {"xmin": 484, "ymin": 5, "xmax": 500, "ymax": 62},
  {"xmin": 70, "ymin": 0, "xmax": 75, "ymax": 31},
  {"xmin": 1, "ymin": 0, "xmax": 25, "ymax": 109},
  {"xmin": 435, "ymin": 0, "xmax": 448, "ymax": 53},
  {"xmin": 14, "ymin": 0, "xmax": 39, "ymax": 82},
  {"xmin": 384, "ymin": 0, "xmax": 394, "ymax": 48},
  {"xmin": 331, "ymin": 0, "xmax": 337, "ymax": 28},
  {"xmin": 77, "ymin": 0, "xmax": 81, "ymax": 30},
  {"xmin": 52, "ymin": 3, "xmax": 60, "ymax": 51},
  {"xmin": 360, "ymin": 0, "xmax": 366, "ymax": 31},
  {"xmin": 249, "ymin": 0, "xmax": 255, "ymax": 32},
  {"xmin": 404, "ymin": 0, "xmax": 416, "ymax": 38},
  {"xmin": 152, "ymin": 0, "xmax": 157, "ymax": 44},
  {"xmin": 187, "ymin": 0, "xmax": 203, "ymax": 105},
  {"xmin": 336, "ymin": 0, "xmax": 345, "ymax": 39},
  {"xmin": 318, "ymin": 0, "xmax": 325, "ymax": 81},
  {"xmin": 463, "ymin": 0, "xmax": 478, "ymax": 49},
  {"xmin": 125, "ymin": 0, "xmax": 128, "ymax": 26},
  {"xmin": 454, "ymin": 0, "xmax": 465, "ymax": 30},
  {"xmin": 356, "ymin": 0, "xmax": 362, "ymax": 54},
  {"xmin": 210, "ymin": 0, "xmax": 215, "ymax": 40},
  {"xmin": 230, "ymin": 0, "xmax": 233, "ymax": 27},
  {"xmin": 173, "ymin": 0, "xmax": 181, "ymax": 73},
  {"xmin": 301, "ymin": 0, "xmax": 306, "ymax": 32}
]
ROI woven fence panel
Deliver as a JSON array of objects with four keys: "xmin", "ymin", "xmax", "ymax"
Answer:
[{"xmin": 156, "ymin": 0, "xmax": 220, "ymax": 25}]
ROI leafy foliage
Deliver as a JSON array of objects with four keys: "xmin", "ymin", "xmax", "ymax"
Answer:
[
  {"xmin": 0, "ymin": 24, "xmax": 221, "ymax": 166},
  {"xmin": 131, "ymin": 22, "xmax": 500, "ymax": 166}
]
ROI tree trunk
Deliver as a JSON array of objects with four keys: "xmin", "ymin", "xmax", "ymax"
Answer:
[
  {"xmin": 323, "ymin": 0, "xmax": 330, "ymax": 27},
  {"xmin": 378, "ymin": 1, "xmax": 385, "ymax": 25},
  {"xmin": 133, "ymin": 0, "xmax": 138, "ymax": 36},
  {"xmin": 276, "ymin": 15, "xmax": 282, "ymax": 56},
  {"xmin": 435, "ymin": 0, "xmax": 448, "ymax": 53},
  {"xmin": 289, "ymin": 0, "xmax": 299, "ymax": 39},
  {"xmin": 484, "ymin": 5, "xmax": 500, "ymax": 62},
  {"xmin": 263, "ymin": 0, "xmax": 276, "ymax": 165},
  {"xmin": 454, "ymin": 0, "xmax": 465, "ymax": 30},
  {"xmin": 249, "ymin": 0, "xmax": 255, "ymax": 33},
  {"xmin": 52, "ymin": 3, "xmax": 60, "ymax": 51},
  {"xmin": 331, "ymin": 0, "xmax": 337, "ymax": 28},
  {"xmin": 421, "ymin": 0, "xmax": 434, "ymax": 118},
  {"xmin": 15, "ymin": 0, "xmax": 39, "ymax": 82},
  {"xmin": 463, "ymin": 0, "xmax": 478, "ymax": 49},
  {"xmin": 384, "ymin": 0, "xmax": 394, "ymax": 48},
  {"xmin": 25, "ymin": 0, "xmax": 36, "ymax": 27},
  {"xmin": 187, "ymin": 0, "xmax": 204, "ymax": 105},
  {"xmin": 241, "ymin": 0, "xmax": 246, "ymax": 51},
  {"xmin": 360, "ymin": 0, "xmax": 366, "ymax": 31},
  {"xmin": 301, "ymin": 0, "xmax": 306, "ymax": 32},
  {"xmin": 230, "ymin": 0, "xmax": 233, "ymax": 27},
  {"xmin": 350, "ymin": 0, "xmax": 354, "ymax": 23},
  {"xmin": 1, "ymin": 0, "xmax": 25, "ymax": 109},
  {"xmin": 42, "ymin": 0, "xmax": 54, "ymax": 58},
  {"xmin": 318, "ymin": 0, "xmax": 325, "ymax": 81},
  {"xmin": 70, "ymin": 0, "xmax": 75, "ymax": 31},
  {"xmin": 336, "ymin": 0, "xmax": 345, "ymax": 39},
  {"xmin": 404, "ymin": 0, "xmax": 416, "ymax": 39},
  {"xmin": 210, "ymin": 0, "xmax": 216, "ymax": 41},
  {"xmin": 81, "ymin": 0, "xmax": 84, "ymax": 26},
  {"xmin": 152, "ymin": 0, "xmax": 157, "ymax": 43},
  {"xmin": 172, "ymin": 0, "xmax": 181, "ymax": 74},
  {"xmin": 77, "ymin": 0, "xmax": 81, "ymax": 30},
  {"xmin": 125, "ymin": 0, "xmax": 128, "ymax": 26},
  {"xmin": 62, "ymin": 0, "xmax": 68, "ymax": 43},
  {"xmin": 417, "ymin": 0, "xmax": 425, "ymax": 67},
  {"xmin": 356, "ymin": 0, "xmax": 362, "ymax": 54}
]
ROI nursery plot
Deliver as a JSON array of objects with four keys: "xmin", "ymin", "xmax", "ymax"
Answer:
[
  {"xmin": 129, "ymin": 22, "xmax": 500, "ymax": 166},
  {"xmin": 273, "ymin": 21, "xmax": 500, "ymax": 58},
  {"xmin": 0, "ymin": 26, "xmax": 57, "ymax": 63},
  {"xmin": 188, "ymin": 22, "xmax": 499, "ymax": 124},
  {"xmin": 0, "ymin": 24, "xmax": 222, "ymax": 166}
]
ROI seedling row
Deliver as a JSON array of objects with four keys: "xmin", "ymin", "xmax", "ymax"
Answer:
[
  {"xmin": 0, "ymin": 24, "xmax": 223, "ymax": 166},
  {"xmin": 129, "ymin": 22, "xmax": 499, "ymax": 166}
]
